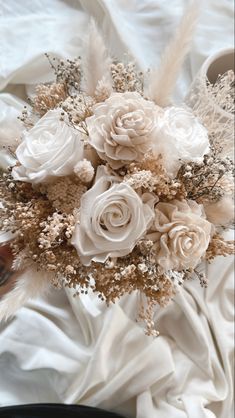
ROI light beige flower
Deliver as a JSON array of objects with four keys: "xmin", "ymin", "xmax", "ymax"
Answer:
[
  {"xmin": 86, "ymin": 92, "xmax": 160, "ymax": 169},
  {"xmin": 71, "ymin": 166, "xmax": 155, "ymax": 265},
  {"xmin": 148, "ymin": 199, "xmax": 212, "ymax": 270}
]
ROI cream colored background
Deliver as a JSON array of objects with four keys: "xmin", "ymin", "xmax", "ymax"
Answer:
[{"xmin": 0, "ymin": 1, "xmax": 234, "ymax": 417}]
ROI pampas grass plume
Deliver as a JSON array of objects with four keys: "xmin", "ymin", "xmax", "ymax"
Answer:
[
  {"xmin": 147, "ymin": 0, "xmax": 199, "ymax": 106},
  {"xmin": 82, "ymin": 20, "xmax": 113, "ymax": 97},
  {"xmin": 0, "ymin": 268, "xmax": 50, "ymax": 321}
]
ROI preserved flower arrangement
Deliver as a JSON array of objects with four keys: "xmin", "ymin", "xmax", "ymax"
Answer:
[{"xmin": 0, "ymin": 4, "xmax": 234, "ymax": 334}]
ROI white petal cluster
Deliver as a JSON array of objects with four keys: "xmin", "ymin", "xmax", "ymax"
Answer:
[
  {"xmin": 12, "ymin": 109, "xmax": 84, "ymax": 183},
  {"xmin": 71, "ymin": 167, "xmax": 155, "ymax": 265}
]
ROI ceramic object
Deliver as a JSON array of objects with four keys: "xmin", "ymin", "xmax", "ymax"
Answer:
[{"xmin": 186, "ymin": 48, "xmax": 234, "ymax": 159}]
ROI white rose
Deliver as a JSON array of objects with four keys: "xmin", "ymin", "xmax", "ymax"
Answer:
[
  {"xmin": 153, "ymin": 106, "xmax": 209, "ymax": 176},
  {"xmin": 148, "ymin": 199, "xmax": 212, "ymax": 271},
  {"xmin": 71, "ymin": 166, "xmax": 155, "ymax": 265},
  {"xmin": 12, "ymin": 109, "xmax": 84, "ymax": 183},
  {"xmin": 86, "ymin": 92, "xmax": 160, "ymax": 169}
]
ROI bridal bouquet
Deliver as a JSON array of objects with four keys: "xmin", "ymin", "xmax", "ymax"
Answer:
[{"xmin": 0, "ymin": 4, "xmax": 234, "ymax": 334}]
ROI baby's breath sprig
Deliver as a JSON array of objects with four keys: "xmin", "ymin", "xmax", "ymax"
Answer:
[{"xmin": 177, "ymin": 150, "xmax": 234, "ymax": 203}]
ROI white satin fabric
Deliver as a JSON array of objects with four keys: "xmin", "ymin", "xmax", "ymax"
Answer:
[{"xmin": 0, "ymin": 1, "xmax": 234, "ymax": 417}]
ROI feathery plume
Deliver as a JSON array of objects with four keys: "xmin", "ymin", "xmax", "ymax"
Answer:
[
  {"xmin": 147, "ymin": 1, "xmax": 199, "ymax": 106},
  {"xmin": 204, "ymin": 196, "xmax": 234, "ymax": 226},
  {"xmin": 82, "ymin": 20, "xmax": 113, "ymax": 96},
  {"xmin": 0, "ymin": 268, "xmax": 50, "ymax": 321}
]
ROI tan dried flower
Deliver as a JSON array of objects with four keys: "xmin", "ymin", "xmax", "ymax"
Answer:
[
  {"xmin": 38, "ymin": 212, "xmax": 75, "ymax": 250},
  {"xmin": 45, "ymin": 176, "xmax": 87, "ymax": 213},
  {"xmin": 32, "ymin": 83, "xmax": 67, "ymax": 115},
  {"xmin": 125, "ymin": 158, "xmax": 186, "ymax": 200},
  {"xmin": 111, "ymin": 61, "xmax": 143, "ymax": 94},
  {"xmin": 206, "ymin": 233, "xmax": 235, "ymax": 262},
  {"xmin": 124, "ymin": 170, "xmax": 159, "ymax": 192}
]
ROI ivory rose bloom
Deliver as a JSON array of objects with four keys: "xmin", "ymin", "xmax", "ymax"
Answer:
[
  {"xmin": 148, "ymin": 199, "xmax": 212, "ymax": 271},
  {"xmin": 12, "ymin": 109, "xmax": 84, "ymax": 183},
  {"xmin": 71, "ymin": 167, "xmax": 155, "ymax": 265},
  {"xmin": 86, "ymin": 92, "xmax": 160, "ymax": 168},
  {"xmin": 153, "ymin": 107, "xmax": 209, "ymax": 176}
]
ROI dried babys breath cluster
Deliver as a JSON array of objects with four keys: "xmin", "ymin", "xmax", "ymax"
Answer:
[
  {"xmin": 206, "ymin": 233, "xmax": 235, "ymax": 262},
  {"xmin": 61, "ymin": 94, "xmax": 94, "ymax": 129},
  {"xmin": 66, "ymin": 242, "xmax": 178, "ymax": 306},
  {"xmin": 111, "ymin": 61, "xmax": 144, "ymax": 94},
  {"xmin": 207, "ymin": 70, "xmax": 235, "ymax": 115},
  {"xmin": 32, "ymin": 83, "xmax": 68, "ymax": 116},
  {"xmin": 177, "ymin": 150, "xmax": 234, "ymax": 203},
  {"xmin": 38, "ymin": 212, "xmax": 75, "ymax": 250},
  {"xmin": 0, "ymin": 173, "xmax": 83, "ymax": 283},
  {"xmin": 46, "ymin": 54, "xmax": 82, "ymax": 91},
  {"xmin": 0, "ymin": 16, "xmax": 234, "ymax": 335},
  {"xmin": 124, "ymin": 156, "xmax": 186, "ymax": 200},
  {"xmin": 18, "ymin": 55, "xmax": 83, "ymax": 128},
  {"xmin": 42, "ymin": 57, "xmax": 145, "ymax": 126}
]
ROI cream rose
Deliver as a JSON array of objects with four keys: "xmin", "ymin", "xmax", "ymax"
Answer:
[
  {"xmin": 86, "ymin": 92, "xmax": 160, "ymax": 169},
  {"xmin": 71, "ymin": 166, "xmax": 155, "ymax": 265},
  {"xmin": 148, "ymin": 199, "xmax": 212, "ymax": 271},
  {"xmin": 12, "ymin": 109, "xmax": 84, "ymax": 183},
  {"xmin": 153, "ymin": 106, "xmax": 209, "ymax": 176}
]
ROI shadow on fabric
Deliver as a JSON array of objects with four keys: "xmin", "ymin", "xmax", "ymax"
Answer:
[{"xmin": 0, "ymin": 404, "xmax": 127, "ymax": 418}]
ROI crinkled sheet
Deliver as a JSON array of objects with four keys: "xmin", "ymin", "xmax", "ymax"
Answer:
[{"xmin": 0, "ymin": 1, "xmax": 234, "ymax": 417}]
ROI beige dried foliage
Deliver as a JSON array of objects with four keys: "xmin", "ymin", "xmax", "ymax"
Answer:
[
  {"xmin": 44, "ymin": 176, "xmax": 87, "ymax": 213},
  {"xmin": 206, "ymin": 234, "xmax": 235, "ymax": 262},
  {"xmin": 147, "ymin": 0, "xmax": 199, "ymax": 106},
  {"xmin": 33, "ymin": 83, "xmax": 67, "ymax": 115},
  {"xmin": 125, "ymin": 157, "xmax": 186, "ymax": 200}
]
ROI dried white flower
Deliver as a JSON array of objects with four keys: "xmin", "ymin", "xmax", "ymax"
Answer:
[
  {"xmin": 65, "ymin": 265, "xmax": 76, "ymax": 275},
  {"xmin": 74, "ymin": 159, "xmax": 94, "ymax": 183},
  {"xmin": 121, "ymin": 264, "xmax": 136, "ymax": 276},
  {"xmin": 138, "ymin": 263, "xmax": 148, "ymax": 273},
  {"xmin": 124, "ymin": 170, "xmax": 159, "ymax": 192}
]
